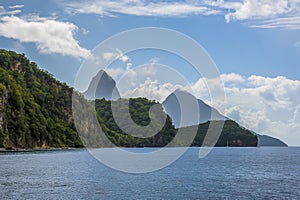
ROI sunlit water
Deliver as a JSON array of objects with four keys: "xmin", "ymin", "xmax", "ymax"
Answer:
[{"xmin": 0, "ymin": 147, "xmax": 299, "ymax": 199}]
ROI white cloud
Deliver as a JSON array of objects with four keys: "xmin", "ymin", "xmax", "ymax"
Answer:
[
  {"xmin": 81, "ymin": 28, "xmax": 89, "ymax": 35},
  {"xmin": 225, "ymin": 0, "xmax": 290, "ymax": 22},
  {"xmin": 116, "ymin": 48, "xmax": 130, "ymax": 62},
  {"xmin": 116, "ymin": 73, "xmax": 300, "ymax": 145},
  {"xmin": 0, "ymin": 9, "xmax": 90, "ymax": 58},
  {"xmin": 114, "ymin": 62, "xmax": 193, "ymax": 100},
  {"xmin": 64, "ymin": 0, "xmax": 215, "ymax": 17},
  {"xmin": 102, "ymin": 49, "xmax": 130, "ymax": 63},
  {"xmin": 8, "ymin": 5, "xmax": 24, "ymax": 9},
  {"xmin": 63, "ymin": 0, "xmax": 300, "ymax": 30},
  {"xmin": 122, "ymin": 78, "xmax": 184, "ymax": 102},
  {"xmin": 215, "ymin": 0, "xmax": 300, "ymax": 30},
  {"xmin": 221, "ymin": 73, "xmax": 245, "ymax": 83},
  {"xmin": 103, "ymin": 52, "xmax": 118, "ymax": 61},
  {"xmin": 106, "ymin": 67, "xmax": 125, "ymax": 79},
  {"xmin": 126, "ymin": 63, "xmax": 132, "ymax": 70},
  {"xmin": 249, "ymin": 16, "xmax": 300, "ymax": 29},
  {"xmin": 0, "ymin": 6, "xmax": 22, "ymax": 16},
  {"xmin": 222, "ymin": 74, "xmax": 300, "ymax": 145},
  {"xmin": 291, "ymin": 105, "xmax": 300, "ymax": 124}
]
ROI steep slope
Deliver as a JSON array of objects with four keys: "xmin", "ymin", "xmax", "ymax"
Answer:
[
  {"xmin": 163, "ymin": 89, "xmax": 225, "ymax": 127},
  {"xmin": 257, "ymin": 135, "xmax": 288, "ymax": 147},
  {"xmin": 93, "ymin": 98, "xmax": 176, "ymax": 147},
  {"xmin": 162, "ymin": 89, "xmax": 287, "ymax": 147},
  {"xmin": 192, "ymin": 120, "xmax": 257, "ymax": 147},
  {"xmin": 83, "ymin": 70, "xmax": 120, "ymax": 100},
  {"xmin": 0, "ymin": 50, "xmax": 82, "ymax": 149},
  {"xmin": 0, "ymin": 50, "xmax": 260, "ymax": 149}
]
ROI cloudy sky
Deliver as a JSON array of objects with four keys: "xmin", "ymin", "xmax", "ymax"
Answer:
[{"xmin": 0, "ymin": 0, "xmax": 300, "ymax": 145}]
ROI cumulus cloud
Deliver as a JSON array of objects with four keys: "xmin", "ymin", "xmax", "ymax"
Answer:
[
  {"xmin": 122, "ymin": 78, "xmax": 184, "ymax": 102},
  {"xmin": 116, "ymin": 73, "xmax": 300, "ymax": 145},
  {"xmin": 224, "ymin": 0, "xmax": 290, "ymax": 22},
  {"xmin": 0, "ymin": 6, "xmax": 90, "ymax": 58},
  {"xmin": 103, "ymin": 52, "xmax": 118, "ymax": 61},
  {"xmin": 221, "ymin": 73, "xmax": 245, "ymax": 83},
  {"xmin": 221, "ymin": 74, "xmax": 300, "ymax": 145},
  {"xmin": 218, "ymin": 0, "xmax": 300, "ymax": 29}
]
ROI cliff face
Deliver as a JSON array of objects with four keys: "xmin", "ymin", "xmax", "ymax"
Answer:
[
  {"xmin": 0, "ymin": 49, "xmax": 261, "ymax": 149},
  {"xmin": 0, "ymin": 49, "xmax": 82, "ymax": 149}
]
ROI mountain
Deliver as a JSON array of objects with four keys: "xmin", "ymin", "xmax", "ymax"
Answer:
[
  {"xmin": 257, "ymin": 135, "xmax": 288, "ymax": 147},
  {"xmin": 90, "ymin": 98, "xmax": 257, "ymax": 147},
  {"xmin": 83, "ymin": 70, "xmax": 120, "ymax": 100},
  {"xmin": 163, "ymin": 89, "xmax": 287, "ymax": 147},
  {"xmin": 0, "ymin": 49, "xmax": 265, "ymax": 149},
  {"xmin": 190, "ymin": 120, "xmax": 257, "ymax": 147},
  {"xmin": 162, "ymin": 89, "xmax": 225, "ymax": 127}
]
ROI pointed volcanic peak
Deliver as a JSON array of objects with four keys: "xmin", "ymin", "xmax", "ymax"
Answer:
[
  {"xmin": 83, "ymin": 70, "xmax": 120, "ymax": 100},
  {"xmin": 162, "ymin": 89, "xmax": 225, "ymax": 128}
]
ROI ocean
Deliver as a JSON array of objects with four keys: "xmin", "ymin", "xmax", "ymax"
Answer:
[{"xmin": 0, "ymin": 147, "xmax": 299, "ymax": 199}]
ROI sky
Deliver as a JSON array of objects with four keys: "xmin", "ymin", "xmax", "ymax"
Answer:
[{"xmin": 0, "ymin": 0, "xmax": 300, "ymax": 146}]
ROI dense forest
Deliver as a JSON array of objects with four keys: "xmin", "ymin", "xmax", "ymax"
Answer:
[
  {"xmin": 0, "ymin": 50, "xmax": 81, "ymax": 149},
  {"xmin": 94, "ymin": 98, "xmax": 257, "ymax": 147},
  {"xmin": 0, "ymin": 50, "xmax": 257, "ymax": 149}
]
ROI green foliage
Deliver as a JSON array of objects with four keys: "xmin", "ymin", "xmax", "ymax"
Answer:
[
  {"xmin": 0, "ymin": 83, "xmax": 6, "ymax": 96},
  {"xmin": 0, "ymin": 49, "xmax": 257, "ymax": 149},
  {"xmin": 0, "ymin": 49, "xmax": 82, "ymax": 149},
  {"xmin": 94, "ymin": 99, "xmax": 257, "ymax": 147},
  {"xmin": 94, "ymin": 98, "xmax": 176, "ymax": 147},
  {"xmin": 189, "ymin": 120, "xmax": 257, "ymax": 147}
]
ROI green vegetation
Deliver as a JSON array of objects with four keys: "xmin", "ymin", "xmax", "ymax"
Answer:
[
  {"xmin": 94, "ymin": 98, "xmax": 176, "ymax": 147},
  {"xmin": 0, "ymin": 49, "xmax": 257, "ymax": 149},
  {"xmin": 94, "ymin": 99, "xmax": 256, "ymax": 147},
  {"xmin": 0, "ymin": 49, "xmax": 82, "ymax": 149},
  {"xmin": 191, "ymin": 120, "xmax": 257, "ymax": 147}
]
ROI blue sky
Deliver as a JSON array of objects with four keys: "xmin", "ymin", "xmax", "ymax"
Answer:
[{"xmin": 0, "ymin": 0, "xmax": 300, "ymax": 145}]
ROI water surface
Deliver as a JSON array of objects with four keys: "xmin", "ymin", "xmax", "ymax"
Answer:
[{"xmin": 0, "ymin": 147, "xmax": 299, "ymax": 199}]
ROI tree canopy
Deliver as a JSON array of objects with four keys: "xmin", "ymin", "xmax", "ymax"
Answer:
[{"xmin": 0, "ymin": 49, "xmax": 257, "ymax": 149}]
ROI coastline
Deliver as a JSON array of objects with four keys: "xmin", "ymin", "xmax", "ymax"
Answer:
[
  {"xmin": 0, "ymin": 147, "xmax": 83, "ymax": 153},
  {"xmin": 0, "ymin": 145, "xmax": 291, "ymax": 153}
]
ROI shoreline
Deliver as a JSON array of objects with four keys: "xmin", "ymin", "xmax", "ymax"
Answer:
[
  {"xmin": 0, "ymin": 145, "xmax": 291, "ymax": 153},
  {"xmin": 0, "ymin": 147, "xmax": 83, "ymax": 153}
]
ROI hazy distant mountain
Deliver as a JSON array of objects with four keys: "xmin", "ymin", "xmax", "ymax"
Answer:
[
  {"xmin": 162, "ymin": 89, "xmax": 287, "ymax": 147},
  {"xmin": 162, "ymin": 89, "xmax": 225, "ymax": 127},
  {"xmin": 0, "ymin": 50, "xmax": 284, "ymax": 149},
  {"xmin": 257, "ymin": 135, "xmax": 288, "ymax": 147},
  {"xmin": 83, "ymin": 70, "xmax": 120, "ymax": 100}
]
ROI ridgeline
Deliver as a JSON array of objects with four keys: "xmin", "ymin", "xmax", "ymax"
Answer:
[{"xmin": 0, "ymin": 50, "xmax": 258, "ymax": 149}]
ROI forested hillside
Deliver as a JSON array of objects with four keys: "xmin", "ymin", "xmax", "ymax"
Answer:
[
  {"xmin": 0, "ymin": 50, "xmax": 257, "ymax": 149},
  {"xmin": 0, "ymin": 50, "xmax": 82, "ymax": 149}
]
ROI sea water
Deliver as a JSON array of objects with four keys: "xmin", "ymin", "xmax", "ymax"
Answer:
[{"xmin": 0, "ymin": 147, "xmax": 299, "ymax": 199}]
